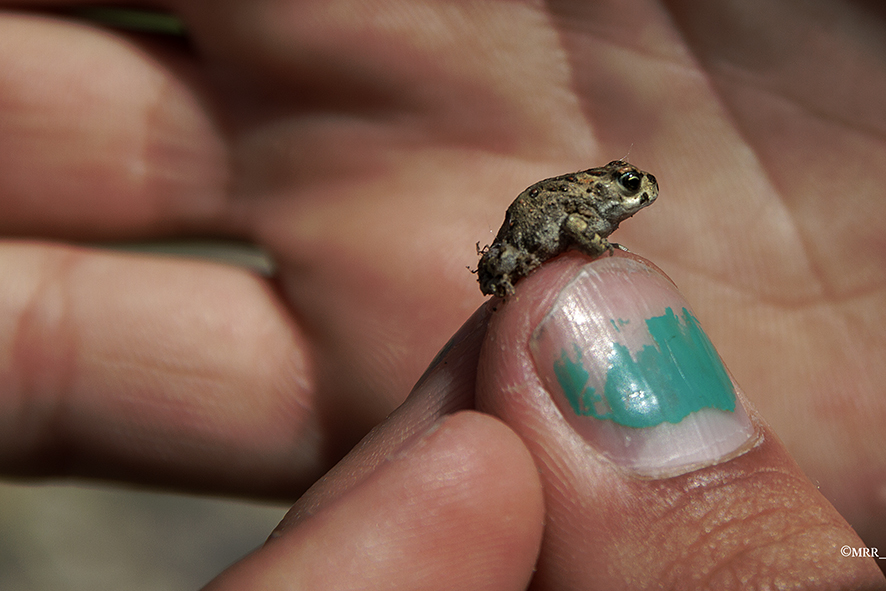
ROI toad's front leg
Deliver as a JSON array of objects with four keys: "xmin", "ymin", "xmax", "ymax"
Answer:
[{"xmin": 563, "ymin": 213, "xmax": 611, "ymax": 258}]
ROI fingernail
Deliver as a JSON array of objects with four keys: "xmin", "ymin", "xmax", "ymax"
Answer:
[{"xmin": 530, "ymin": 257, "xmax": 755, "ymax": 477}]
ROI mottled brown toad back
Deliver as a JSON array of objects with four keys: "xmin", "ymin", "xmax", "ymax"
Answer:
[{"xmin": 477, "ymin": 160, "xmax": 658, "ymax": 297}]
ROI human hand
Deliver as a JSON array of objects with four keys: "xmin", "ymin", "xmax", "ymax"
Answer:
[
  {"xmin": 206, "ymin": 252, "xmax": 884, "ymax": 588},
  {"xmin": 0, "ymin": 0, "xmax": 883, "ymax": 583}
]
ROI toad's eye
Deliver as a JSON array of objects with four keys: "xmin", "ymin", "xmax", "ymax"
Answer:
[{"xmin": 618, "ymin": 171, "xmax": 642, "ymax": 193}]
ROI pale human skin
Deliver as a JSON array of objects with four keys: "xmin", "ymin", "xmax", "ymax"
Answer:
[{"xmin": 0, "ymin": 0, "xmax": 884, "ymax": 588}]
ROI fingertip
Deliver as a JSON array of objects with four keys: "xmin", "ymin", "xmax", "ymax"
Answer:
[
  {"xmin": 207, "ymin": 411, "xmax": 544, "ymax": 591},
  {"xmin": 477, "ymin": 252, "xmax": 886, "ymax": 588}
]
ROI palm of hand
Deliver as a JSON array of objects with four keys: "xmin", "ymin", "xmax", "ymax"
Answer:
[{"xmin": 3, "ymin": 0, "xmax": 883, "ymax": 546}]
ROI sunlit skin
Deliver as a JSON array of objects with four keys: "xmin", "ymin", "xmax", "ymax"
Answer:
[{"xmin": 0, "ymin": 1, "xmax": 884, "ymax": 587}]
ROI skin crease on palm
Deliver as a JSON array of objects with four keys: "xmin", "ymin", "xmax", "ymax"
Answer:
[{"xmin": 0, "ymin": 0, "xmax": 885, "ymax": 585}]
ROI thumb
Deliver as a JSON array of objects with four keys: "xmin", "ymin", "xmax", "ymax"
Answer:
[{"xmin": 478, "ymin": 252, "xmax": 885, "ymax": 589}]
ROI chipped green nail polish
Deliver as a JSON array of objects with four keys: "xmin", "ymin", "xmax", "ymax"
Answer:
[
  {"xmin": 531, "ymin": 258, "xmax": 755, "ymax": 477},
  {"xmin": 554, "ymin": 307, "xmax": 736, "ymax": 428}
]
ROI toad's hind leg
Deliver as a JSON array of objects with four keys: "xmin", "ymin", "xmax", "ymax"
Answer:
[
  {"xmin": 563, "ymin": 213, "xmax": 611, "ymax": 258},
  {"xmin": 478, "ymin": 242, "xmax": 542, "ymax": 296}
]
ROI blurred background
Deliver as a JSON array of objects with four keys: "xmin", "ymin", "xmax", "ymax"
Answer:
[
  {"xmin": 0, "ymin": 481, "xmax": 287, "ymax": 590},
  {"xmin": 1, "ymin": 236, "xmax": 286, "ymax": 589},
  {"xmin": 0, "ymin": 9, "xmax": 305, "ymax": 590}
]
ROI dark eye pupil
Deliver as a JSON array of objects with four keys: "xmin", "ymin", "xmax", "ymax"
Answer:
[{"xmin": 619, "ymin": 172, "xmax": 641, "ymax": 193}]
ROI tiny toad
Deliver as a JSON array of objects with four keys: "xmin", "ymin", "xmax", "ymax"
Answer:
[{"xmin": 477, "ymin": 160, "xmax": 658, "ymax": 297}]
